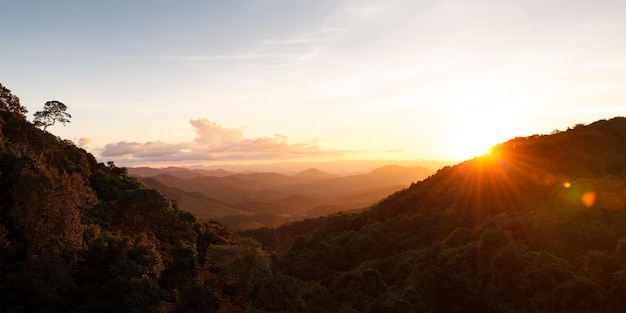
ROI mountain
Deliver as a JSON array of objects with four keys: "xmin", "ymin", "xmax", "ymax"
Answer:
[
  {"xmin": 183, "ymin": 158, "xmax": 453, "ymax": 176},
  {"xmin": 298, "ymin": 165, "xmax": 434, "ymax": 196},
  {"xmin": 0, "ymin": 104, "xmax": 306, "ymax": 312},
  {"xmin": 128, "ymin": 166, "xmax": 232, "ymax": 178},
  {"xmin": 245, "ymin": 117, "xmax": 626, "ymax": 312},
  {"xmin": 293, "ymin": 168, "xmax": 340, "ymax": 180},
  {"xmin": 132, "ymin": 165, "xmax": 433, "ymax": 229},
  {"xmin": 7, "ymin": 84, "xmax": 626, "ymax": 312},
  {"xmin": 140, "ymin": 176, "xmax": 250, "ymax": 219}
]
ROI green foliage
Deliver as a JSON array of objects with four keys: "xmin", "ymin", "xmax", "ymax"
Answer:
[
  {"xmin": 0, "ymin": 86, "xmax": 304, "ymax": 312},
  {"xmin": 4, "ymin": 84, "xmax": 626, "ymax": 312},
  {"xmin": 205, "ymin": 238, "xmax": 271, "ymax": 297},
  {"xmin": 0, "ymin": 83, "xmax": 28, "ymax": 118},
  {"xmin": 75, "ymin": 229, "xmax": 165, "ymax": 313},
  {"xmin": 175, "ymin": 284, "xmax": 220, "ymax": 312},
  {"xmin": 244, "ymin": 117, "xmax": 626, "ymax": 312}
]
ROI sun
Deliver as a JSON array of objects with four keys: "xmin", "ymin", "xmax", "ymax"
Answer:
[
  {"xmin": 435, "ymin": 98, "xmax": 525, "ymax": 161},
  {"xmin": 444, "ymin": 133, "xmax": 496, "ymax": 160},
  {"xmin": 441, "ymin": 115, "xmax": 510, "ymax": 161}
]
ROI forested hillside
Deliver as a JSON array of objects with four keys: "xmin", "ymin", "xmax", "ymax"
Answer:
[
  {"xmin": 0, "ymin": 88, "xmax": 306, "ymax": 312},
  {"xmin": 5, "ymin": 83, "xmax": 626, "ymax": 312},
  {"xmin": 247, "ymin": 117, "xmax": 626, "ymax": 312}
]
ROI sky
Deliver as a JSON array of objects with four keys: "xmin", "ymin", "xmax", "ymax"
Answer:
[{"xmin": 2, "ymin": 0, "xmax": 626, "ymax": 169}]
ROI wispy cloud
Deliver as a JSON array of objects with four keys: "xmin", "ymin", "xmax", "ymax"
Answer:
[
  {"xmin": 161, "ymin": 53, "xmax": 275, "ymax": 61},
  {"xmin": 261, "ymin": 37, "xmax": 328, "ymax": 46},
  {"xmin": 344, "ymin": 5, "xmax": 382, "ymax": 18},
  {"xmin": 384, "ymin": 149, "xmax": 406, "ymax": 153},
  {"xmin": 78, "ymin": 138, "xmax": 92, "ymax": 147},
  {"xmin": 113, "ymin": 19, "xmax": 348, "ymax": 68},
  {"xmin": 100, "ymin": 118, "xmax": 351, "ymax": 165}
]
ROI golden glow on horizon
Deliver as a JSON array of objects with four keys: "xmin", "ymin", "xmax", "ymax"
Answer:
[
  {"xmin": 444, "ymin": 136, "xmax": 495, "ymax": 161},
  {"xmin": 5, "ymin": 1, "xmax": 626, "ymax": 168},
  {"xmin": 431, "ymin": 96, "xmax": 524, "ymax": 161},
  {"xmin": 441, "ymin": 114, "xmax": 504, "ymax": 161}
]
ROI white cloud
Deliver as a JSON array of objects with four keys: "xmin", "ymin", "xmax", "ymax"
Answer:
[
  {"xmin": 99, "ymin": 118, "xmax": 350, "ymax": 165},
  {"xmin": 190, "ymin": 117, "xmax": 243, "ymax": 145}
]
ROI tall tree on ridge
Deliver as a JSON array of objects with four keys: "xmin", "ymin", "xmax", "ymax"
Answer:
[{"xmin": 33, "ymin": 100, "xmax": 71, "ymax": 130}]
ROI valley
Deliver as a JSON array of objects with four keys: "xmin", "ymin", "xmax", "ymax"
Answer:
[
  {"xmin": 128, "ymin": 165, "xmax": 434, "ymax": 229},
  {"xmin": 4, "ymin": 84, "xmax": 626, "ymax": 312}
]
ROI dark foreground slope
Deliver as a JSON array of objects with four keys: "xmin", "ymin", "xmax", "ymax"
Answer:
[
  {"xmin": 0, "ymin": 108, "xmax": 305, "ymax": 312},
  {"xmin": 4, "ymin": 86, "xmax": 626, "ymax": 313},
  {"xmin": 247, "ymin": 117, "xmax": 626, "ymax": 312}
]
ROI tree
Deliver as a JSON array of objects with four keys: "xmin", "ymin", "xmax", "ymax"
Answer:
[
  {"xmin": 0, "ymin": 83, "xmax": 28, "ymax": 117},
  {"xmin": 33, "ymin": 100, "xmax": 71, "ymax": 130}
]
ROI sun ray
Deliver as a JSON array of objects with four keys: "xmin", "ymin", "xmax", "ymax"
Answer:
[{"xmin": 415, "ymin": 141, "xmax": 573, "ymax": 240}]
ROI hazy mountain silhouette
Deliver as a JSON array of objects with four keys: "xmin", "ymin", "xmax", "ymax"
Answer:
[
  {"xmin": 132, "ymin": 165, "xmax": 433, "ymax": 229},
  {"xmin": 140, "ymin": 176, "xmax": 250, "ymax": 219},
  {"xmin": 5, "ymin": 90, "xmax": 626, "ymax": 313},
  {"xmin": 292, "ymin": 168, "xmax": 340, "ymax": 180},
  {"xmin": 0, "ymin": 104, "xmax": 306, "ymax": 312},
  {"xmin": 245, "ymin": 117, "xmax": 626, "ymax": 312},
  {"xmin": 129, "ymin": 166, "xmax": 232, "ymax": 179},
  {"xmin": 183, "ymin": 158, "xmax": 453, "ymax": 175}
]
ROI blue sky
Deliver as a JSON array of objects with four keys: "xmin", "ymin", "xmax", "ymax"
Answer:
[{"xmin": 2, "ymin": 0, "xmax": 626, "ymax": 167}]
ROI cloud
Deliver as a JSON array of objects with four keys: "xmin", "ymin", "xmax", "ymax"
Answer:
[
  {"xmin": 384, "ymin": 149, "xmax": 406, "ymax": 153},
  {"xmin": 345, "ymin": 5, "xmax": 382, "ymax": 18},
  {"xmin": 261, "ymin": 35, "xmax": 332, "ymax": 46},
  {"xmin": 101, "ymin": 141, "xmax": 188, "ymax": 158},
  {"xmin": 99, "ymin": 118, "xmax": 349, "ymax": 165},
  {"xmin": 78, "ymin": 137, "xmax": 92, "ymax": 147},
  {"xmin": 190, "ymin": 118, "xmax": 243, "ymax": 144},
  {"xmin": 162, "ymin": 53, "xmax": 272, "ymax": 61}
]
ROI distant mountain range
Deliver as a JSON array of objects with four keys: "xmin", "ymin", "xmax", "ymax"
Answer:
[
  {"xmin": 128, "ymin": 165, "xmax": 433, "ymax": 229},
  {"xmin": 244, "ymin": 117, "xmax": 626, "ymax": 312},
  {"xmin": 158, "ymin": 158, "xmax": 454, "ymax": 175},
  {"xmin": 5, "ymin": 93, "xmax": 626, "ymax": 312}
]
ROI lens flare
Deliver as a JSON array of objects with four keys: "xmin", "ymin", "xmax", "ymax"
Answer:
[{"xmin": 582, "ymin": 191, "xmax": 596, "ymax": 208}]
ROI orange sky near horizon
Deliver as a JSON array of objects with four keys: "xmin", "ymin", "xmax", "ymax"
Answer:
[{"xmin": 2, "ymin": 0, "xmax": 625, "ymax": 168}]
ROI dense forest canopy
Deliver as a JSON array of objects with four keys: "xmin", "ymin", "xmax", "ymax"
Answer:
[
  {"xmin": 0, "ymin": 87, "xmax": 305, "ymax": 312},
  {"xmin": 246, "ymin": 116, "xmax": 626, "ymax": 312},
  {"xmin": 3, "ymin": 84, "xmax": 626, "ymax": 312}
]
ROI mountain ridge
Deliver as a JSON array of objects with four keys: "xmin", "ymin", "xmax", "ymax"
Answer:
[
  {"xmin": 0, "ymin": 106, "xmax": 308, "ymax": 312},
  {"xmin": 133, "ymin": 164, "xmax": 434, "ymax": 229},
  {"xmin": 245, "ymin": 116, "xmax": 626, "ymax": 312},
  {"xmin": 292, "ymin": 168, "xmax": 339, "ymax": 179},
  {"xmin": 4, "ymin": 84, "xmax": 626, "ymax": 312}
]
